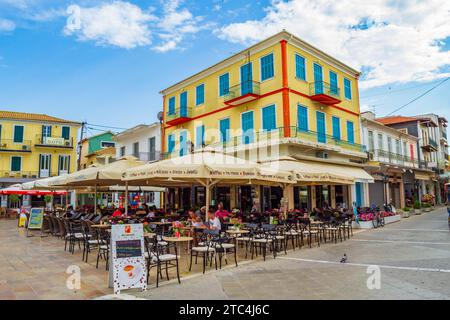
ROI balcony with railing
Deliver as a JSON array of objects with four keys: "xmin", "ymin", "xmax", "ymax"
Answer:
[
  {"xmin": 309, "ymin": 81, "xmax": 341, "ymax": 105},
  {"xmin": 421, "ymin": 138, "xmax": 438, "ymax": 152},
  {"xmin": 203, "ymin": 126, "xmax": 367, "ymax": 155},
  {"xmin": 0, "ymin": 139, "xmax": 32, "ymax": 152},
  {"xmin": 373, "ymin": 149, "xmax": 418, "ymax": 167},
  {"xmin": 135, "ymin": 152, "xmax": 162, "ymax": 162},
  {"xmin": 224, "ymin": 81, "xmax": 261, "ymax": 106},
  {"xmin": 35, "ymin": 135, "xmax": 74, "ymax": 148},
  {"xmin": 166, "ymin": 107, "xmax": 193, "ymax": 126}
]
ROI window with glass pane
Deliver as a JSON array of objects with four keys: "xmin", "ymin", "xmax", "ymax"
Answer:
[
  {"xmin": 168, "ymin": 134, "xmax": 175, "ymax": 153},
  {"xmin": 120, "ymin": 146, "xmax": 126, "ymax": 157},
  {"xmin": 262, "ymin": 105, "xmax": 276, "ymax": 131},
  {"xmin": 396, "ymin": 139, "xmax": 401, "ymax": 155},
  {"xmin": 196, "ymin": 84, "xmax": 205, "ymax": 105},
  {"xmin": 133, "ymin": 142, "xmax": 139, "ymax": 158},
  {"xmin": 378, "ymin": 133, "xmax": 383, "ymax": 150},
  {"xmin": 149, "ymin": 137, "xmax": 156, "ymax": 161},
  {"xmin": 11, "ymin": 156, "xmax": 21, "ymax": 171},
  {"xmin": 368, "ymin": 131, "xmax": 374, "ymax": 151},
  {"xmin": 219, "ymin": 73, "xmax": 229, "ymax": 97},
  {"xmin": 13, "ymin": 125, "xmax": 24, "ymax": 143},
  {"xmin": 260, "ymin": 53, "xmax": 274, "ymax": 81},
  {"xmin": 295, "ymin": 54, "xmax": 306, "ymax": 80},
  {"xmin": 42, "ymin": 125, "xmax": 52, "ymax": 138},
  {"xmin": 196, "ymin": 125, "xmax": 205, "ymax": 148},
  {"xmin": 59, "ymin": 155, "xmax": 70, "ymax": 174}
]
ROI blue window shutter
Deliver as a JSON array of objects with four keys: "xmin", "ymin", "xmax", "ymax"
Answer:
[
  {"xmin": 295, "ymin": 54, "xmax": 306, "ymax": 80},
  {"xmin": 219, "ymin": 73, "xmax": 229, "ymax": 97},
  {"xmin": 261, "ymin": 54, "xmax": 274, "ymax": 81},
  {"xmin": 329, "ymin": 71, "xmax": 338, "ymax": 95},
  {"xmin": 196, "ymin": 125, "xmax": 205, "ymax": 148},
  {"xmin": 297, "ymin": 105, "xmax": 308, "ymax": 132},
  {"xmin": 344, "ymin": 78, "xmax": 352, "ymax": 99},
  {"xmin": 179, "ymin": 131, "xmax": 188, "ymax": 156},
  {"xmin": 168, "ymin": 97, "xmax": 175, "ymax": 115},
  {"xmin": 313, "ymin": 63, "xmax": 323, "ymax": 94},
  {"xmin": 316, "ymin": 111, "xmax": 326, "ymax": 143},
  {"xmin": 240, "ymin": 63, "xmax": 253, "ymax": 95},
  {"xmin": 332, "ymin": 116, "xmax": 341, "ymax": 140},
  {"xmin": 347, "ymin": 121, "xmax": 355, "ymax": 144},
  {"xmin": 220, "ymin": 118, "xmax": 230, "ymax": 142},
  {"xmin": 168, "ymin": 134, "xmax": 175, "ymax": 153},
  {"xmin": 196, "ymin": 84, "xmax": 204, "ymax": 105},
  {"xmin": 262, "ymin": 105, "xmax": 276, "ymax": 131},
  {"xmin": 241, "ymin": 111, "xmax": 254, "ymax": 144},
  {"xmin": 13, "ymin": 126, "xmax": 24, "ymax": 143},
  {"xmin": 180, "ymin": 92, "xmax": 187, "ymax": 117}
]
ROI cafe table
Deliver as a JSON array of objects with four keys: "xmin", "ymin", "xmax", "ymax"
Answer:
[
  {"xmin": 162, "ymin": 236, "xmax": 194, "ymax": 268},
  {"xmin": 91, "ymin": 224, "xmax": 111, "ymax": 229}
]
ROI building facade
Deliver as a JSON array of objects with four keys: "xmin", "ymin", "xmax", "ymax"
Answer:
[
  {"xmin": 160, "ymin": 31, "xmax": 373, "ymax": 212},
  {"xmin": 79, "ymin": 131, "xmax": 116, "ymax": 169},
  {"xmin": 377, "ymin": 114, "xmax": 449, "ymax": 204},
  {"xmin": 361, "ymin": 111, "xmax": 427, "ymax": 208},
  {"xmin": 114, "ymin": 123, "xmax": 162, "ymax": 162},
  {"xmin": 0, "ymin": 110, "xmax": 80, "ymax": 188}
]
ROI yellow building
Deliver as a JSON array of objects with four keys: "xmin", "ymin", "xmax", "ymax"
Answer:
[
  {"xmin": 160, "ymin": 31, "xmax": 372, "ymax": 212},
  {"xmin": 0, "ymin": 110, "xmax": 80, "ymax": 188}
]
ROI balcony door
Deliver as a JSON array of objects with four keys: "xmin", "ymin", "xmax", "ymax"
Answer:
[
  {"xmin": 240, "ymin": 62, "xmax": 253, "ymax": 95},
  {"xmin": 42, "ymin": 125, "xmax": 52, "ymax": 144},
  {"xmin": 313, "ymin": 63, "xmax": 323, "ymax": 94},
  {"xmin": 39, "ymin": 154, "xmax": 51, "ymax": 178},
  {"xmin": 180, "ymin": 92, "xmax": 188, "ymax": 118},
  {"xmin": 241, "ymin": 111, "xmax": 254, "ymax": 145},
  {"xmin": 316, "ymin": 111, "xmax": 326, "ymax": 143},
  {"xmin": 58, "ymin": 155, "xmax": 70, "ymax": 175}
]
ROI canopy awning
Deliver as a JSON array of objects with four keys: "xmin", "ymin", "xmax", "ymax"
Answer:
[
  {"xmin": 0, "ymin": 184, "xmax": 67, "ymax": 195},
  {"xmin": 415, "ymin": 172, "xmax": 432, "ymax": 181},
  {"xmin": 262, "ymin": 157, "xmax": 374, "ymax": 184}
]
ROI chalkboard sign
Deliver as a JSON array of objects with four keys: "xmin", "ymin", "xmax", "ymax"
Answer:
[
  {"xmin": 110, "ymin": 224, "xmax": 147, "ymax": 295},
  {"xmin": 28, "ymin": 208, "xmax": 44, "ymax": 230},
  {"xmin": 116, "ymin": 240, "xmax": 142, "ymax": 258}
]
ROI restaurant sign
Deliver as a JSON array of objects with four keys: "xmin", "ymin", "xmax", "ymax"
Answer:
[
  {"xmin": 111, "ymin": 224, "xmax": 147, "ymax": 295},
  {"xmin": 26, "ymin": 207, "xmax": 44, "ymax": 237},
  {"xmin": 43, "ymin": 136, "xmax": 65, "ymax": 146}
]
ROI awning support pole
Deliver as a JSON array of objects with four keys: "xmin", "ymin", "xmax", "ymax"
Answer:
[
  {"xmin": 125, "ymin": 182, "xmax": 129, "ymax": 215},
  {"xmin": 94, "ymin": 184, "xmax": 98, "ymax": 215}
]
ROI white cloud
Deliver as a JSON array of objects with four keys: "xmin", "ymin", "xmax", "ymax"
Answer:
[
  {"xmin": 153, "ymin": 0, "xmax": 209, "ymax": 52},
  {"xmin": 216, "ymin": 0, "xmax": 450, "ymax": 89},
  {"xmin": 0, "ymin": 18, "xmax": 15, "ymax": 32},
  {"xmin": 64, "ymin": 1, "xmax": 157, "ymax": 49}
]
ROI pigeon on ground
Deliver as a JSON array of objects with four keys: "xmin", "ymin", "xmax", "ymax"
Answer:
[{"xmin": 340, "ymin": 254, "xmax": 348, "ymax": 263}]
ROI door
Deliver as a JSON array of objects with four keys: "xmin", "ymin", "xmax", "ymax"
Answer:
[
  {"xmin": 313, "ymin": 63, "xmax": 323, "ymax": 94},
  {"xmin": 241, "ymin": 111, "xmax": 254, "ymax": 144},
  {"xmin": 355, "ymin": 182, "xmax": 363, "ymax": 207},
  {"xmin": 39, "ymin": 154, "xmax": 51, "ymax": 178},
  {"xmin": 42, "ymin": 125, "xmax": 52, "ymax": 143},
  {"xmin": 316, "ymin": 111, "xmax": 326, "ymax": 143},
  {"xmin": 240, "ymin": 62, "xmax": 253, "ymax": 95},
  {"xmin": 149, "ymin": 137, "xmax": 156, "ymax": 161},
  {"xmin": 329, "ymin": 71, "xmax": 338, "ymax": 95},
  {"xmin": 219, "ymin": 118, "xmax": 230, "ymax": 143},
  {"xmin": 58, "ymin": 155, "xmax": 70, "ymax": 175},
  {"xmin": 62, "ymin": 126, "xmax": 70, "ymax": 140}
]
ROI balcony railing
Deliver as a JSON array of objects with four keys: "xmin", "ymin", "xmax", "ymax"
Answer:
[
  {"xmin": 373, "ymin": 149, "xmax": 418, "ymax": 167},
  {"xmin": 309, "ymin": 81, "xmax": 341, "ymax": 105},
  {"xmin": 136, "ymin": 152, "xmax": 162, "ymax": 162},
  {"xmin": 224, "ymin": 81, "xmax": 260, "ymax": 106},
  {"xmin": 35, "ymin": 135, "xmax": 74, "ymax": 148},
  {"xmin": 0, "ymin": 139, "xmax": 32, "ymax": 152},
  {"xmin": 166, "ymin": 107, "xmax": 192, "ymax": 126},
  {"xmin": 0, "ymin": 171, "xmax": 60, "ymax": 179},
  {"xmin": 196, "ymin": 126, "xmax": 366, "ymax": 154}
]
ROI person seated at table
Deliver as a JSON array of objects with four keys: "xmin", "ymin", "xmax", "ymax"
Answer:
[
  {"xmin": 66, "ymin": 205, "xmax": 76, "ymax": 218},
  {"xmin": 206, "ymin": 209, "xmax": 221, "ymax": 230},
  {"xmin": 146, "ymin": 206, "xmax": 157, "ymax": 219},
  {"xmin": 187, "ymin": 208, "xmax": 197, "ymax": 224},
  {"xmin": 136, "ymin": 203, "xmax": 149, "ymax": 215},
  {"xmin": 126, "ymin": 205, "xmax": 135, "ymax": 216},
  {"xmin": 215, "ymin": 202, "xmax": 229, "ymax": 221},
  {"xmin": 195, "ymin": 206, "xmax": 206, "ymax": 219},
  {"xmin": 193, "ymin": 216, "xmax": 204, "ymax": 228},
  {"xmin": 112, "ymin": 207, "xmax": 124, "ymax": 217}
]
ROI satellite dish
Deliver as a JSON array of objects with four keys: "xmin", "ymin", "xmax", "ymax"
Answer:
[{"xmin": 157, "ymin": 111, "xmax": 163, "ymax": 122}]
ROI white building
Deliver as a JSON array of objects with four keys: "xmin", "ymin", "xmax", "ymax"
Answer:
[{"xmin": 113, "ymin": 123, "xmax": 162, "ymax": 207}]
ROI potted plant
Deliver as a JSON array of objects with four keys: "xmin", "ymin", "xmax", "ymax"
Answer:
[
  {"xmin": 402, "ymin": 207, "xmax": 411, "ymax": 218},
  {"xmin": 413, "ymin": 201, "xmax": 422, "ymax": 215},
  {"xmin": 424, "ymin": 203, "xmax": 431, "ymax": 212},
  {"xmin": 44, "ymin": 195, "xmax": 53, "ymax": 210}
]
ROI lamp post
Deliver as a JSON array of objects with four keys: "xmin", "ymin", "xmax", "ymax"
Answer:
[{"xmin": 382, "ymin": 174, "xmax": 390, "ymax": 205}]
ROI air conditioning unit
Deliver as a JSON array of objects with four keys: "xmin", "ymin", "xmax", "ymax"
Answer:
[
  {"xmin": 316, "ymin": 151, "xmax": 329, "ymax": 159},
  {"xmin": 65, "ymin": 141, "xmax": 71, "ymax": 146},
  {"xmin": 22, "ymin": 145, "xmax": 29, "ymax": 151}
]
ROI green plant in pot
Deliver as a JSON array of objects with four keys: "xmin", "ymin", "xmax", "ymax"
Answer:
[
  {"xmin": 413, "ymin": 201, "xmax": 422, "ymax": 214},
  {"xmin": 402, "ymin": 207, "xmax": 411, "ymax": 218}
]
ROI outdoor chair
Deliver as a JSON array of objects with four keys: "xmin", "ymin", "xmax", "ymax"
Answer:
[
  {"xmin": 145, "ymin": 236, "xmax": 180, "ymax": 287},
  {"xmin": 189, "ymin": 230, "xmax": 216, "ymax": 274},
  {"xmin": 209, "ymin": 230, "xmax": 238, "ymax": 269},
  {"xmin": 56, "ymin": 217, "xmax": 66, "ymax": 239},
  {"xmin": 298, "ymin": 218, "xmax": 320, "ymax": 248},
  {"xmin": 81, "ymin": 220, "xmax": 99, "ymax": 263},
  {"xmin": 95, "ymin": 228, "xmax": 110, "ymax": 270},
  {"xmin": 285, "ymin": 220, "xmax": 301, "ymax": 250},
  {"xmin": 250, "ymin": 225, "xmax": 276, "ymax": 261},
  {"xmin": 41, "ymin": 216, "xmax": 52, "ymax": 235},
  {"xmin": 236, "ymin": 223, "xmax": 258, "ymax": 259},
  {"xmin": 64, "ymin": 219, "xmax": 83, "ymax": 253},
  {"xmin": 323, "ymin": 220, "xmax": 343, "ymax": 243}
]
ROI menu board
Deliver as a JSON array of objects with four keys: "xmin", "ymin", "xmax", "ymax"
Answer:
[
  {"xmin": 28, "ymin": 208, "xmax": 44, "ymax": 230},
  {"xmin": 111, "ymin": 224, "xmax": 147, "ymax": 295}
]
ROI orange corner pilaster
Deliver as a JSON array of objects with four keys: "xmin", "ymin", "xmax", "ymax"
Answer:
[{"xmin": 280, "ymin": 40, "xmax": 291, "ymax": 138}]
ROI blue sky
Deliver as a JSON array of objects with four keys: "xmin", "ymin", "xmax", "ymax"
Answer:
[{"xmin": 0, "ymin": 0, "xmax": 449, "ymax": 135}]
